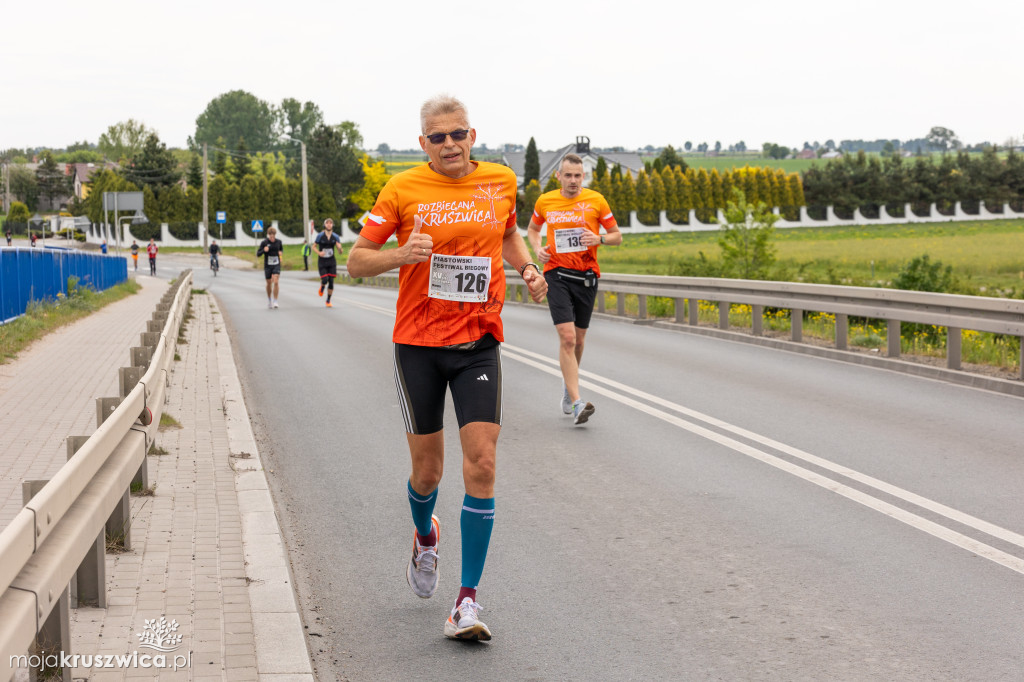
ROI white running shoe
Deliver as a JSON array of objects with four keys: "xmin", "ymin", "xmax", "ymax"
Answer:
[
  {"xmin": 572, "ymin": 399, "xmax": 595, "ymax": 425},
  {"xmin": 561, "ymin": 385, "xmax": 573, "ymax": 415},
  {"xmin": 267, "ymin": 300, "xmax": 273, "ymax": 309},
  {"xmin": 272, "ymin": 299, "xmax": 279, "ymax": 308},
  {"xmin": 444, "ymin": 597, "xmax": 491, "ymax": 641},
  {"xmin": 407, "ymin": 515, "xmax": 440, "ymax": 598}
]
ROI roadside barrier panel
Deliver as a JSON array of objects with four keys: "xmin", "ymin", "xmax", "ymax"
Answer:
[{"xmin": 0, "ymin": 247, "xmax": 128, "ymax": 322}]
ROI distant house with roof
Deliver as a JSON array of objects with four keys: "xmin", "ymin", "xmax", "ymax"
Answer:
[
  {"xmin": 502, "ymin": 137, "xmax": 645, "ymax": 189},
  {"xmin": 68, "ymin": 162, "xmax": 118, "ymax": 200}
]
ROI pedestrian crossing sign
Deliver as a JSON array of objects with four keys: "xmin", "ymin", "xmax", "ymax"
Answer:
[{"xmin": 252, "ymin": 220, "xmax": 264, "ymax": 232}]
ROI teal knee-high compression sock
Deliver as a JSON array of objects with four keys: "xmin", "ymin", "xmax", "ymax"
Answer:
[
  {"xmin": 407, "ymin": 480, "xmax": 437, "ymax": 538},
  {"xmin": 460, "ymin": 494, "xmax": 495, "ymax": 591}
]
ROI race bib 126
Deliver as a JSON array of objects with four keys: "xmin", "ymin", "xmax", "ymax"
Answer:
[{"xmin": 428, "ymin": 254, "xmax": 491, "ymax": 302}]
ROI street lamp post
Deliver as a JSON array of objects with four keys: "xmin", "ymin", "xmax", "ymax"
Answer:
[{"xmin": 282, "ymin": 137, "xmax": 310, "ymax": 245}]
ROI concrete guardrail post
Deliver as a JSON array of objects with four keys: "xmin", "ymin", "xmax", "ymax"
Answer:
[
  {"xmin": 616, "ymin": 293, "xmax": 625, "ymax": 317},
  {"xmin": 638, "ymin": 294, "xmax": 647, "ymax": 320},
  {"xmin": 130, "ymin": 346, "xmax": 152, "ymax": 370},
  {"xmin": 597, "ymin": 291, "xmax": 605, "ymax": 314},
  {"xmin": 688, "ymin": 299, "xmax": 699, "ymax": 326},
  {"xmin": 22, "ymin": 481, "xmax": 73, "ymax": 682},
  {"xmin": 887, "ymin": 320, "xmax": 901, "ymax": 358},
  {"xmin": 752, "ymin": 305, "xmax": 764, "ymax": 337},
  {"xmin": 718, "ymin": 302, "xmax": 730, "ymax": 330},
  {"xmin": 674, "ymin": 297, "xmax": 686, "ymax": 324},
  {"xmin": 118, "ymin": 367, "xmax": 143, "ymax": 398},
  {"xmin": 140, "ymin": 331, "xmax": 161, "ymax": 348},
  {"xmin": 946, "ymin": 327, "xmax": 962, "ymax": 370},
  {"xmin": 791, "ymin": 309, "xmax": 803, "ymax": 342},
  {"xmin": 835, "ymin": 313, "xmax": 848, "ymax": 351},
  {"xmin": 96, "ymin": 397, "xmax": 132, "ymax": 551},
  {"xmin": 146, "ymin": 319, "xmax": 163, "ymax": 334},
  {"xmin": 65, "ymin": 436, "xmax": 106, "ymax": 609}
]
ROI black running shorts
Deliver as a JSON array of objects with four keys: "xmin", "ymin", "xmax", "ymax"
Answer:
[
  {"xmin": 393, "ymin": 336, "xmax": 502, "ymax": 435},
  {"xmin": 318, "ymin": 261, "xmax": 338, "ymax": 278},
  {"xmin": 544, "ymin": 268, "xmax": 598, "ymax": 328},
  {"xmin": 264, "ymin": 264, "xmax": 281, "ymax": 280}
]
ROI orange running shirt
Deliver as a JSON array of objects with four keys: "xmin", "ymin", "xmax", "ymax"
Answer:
[
  {"xmin": 361, "ymin": 162, "xmax": 518, "ymax": 347},
  {"xmin": 530, "ymin": 188, "xmax": 616, "ymax": 277}
]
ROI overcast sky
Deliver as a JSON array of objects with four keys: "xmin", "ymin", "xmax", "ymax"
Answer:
[{"xmin": 4, "ymin": 0, "xmax": 1021, "ymax": 154}]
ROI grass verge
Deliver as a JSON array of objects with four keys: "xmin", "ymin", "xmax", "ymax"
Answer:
[{"xmin": 0, "ymin": 278, "xmax": 141, "ymax": 364}]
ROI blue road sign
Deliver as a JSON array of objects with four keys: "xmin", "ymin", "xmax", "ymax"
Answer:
[
  {"xmin": 252, "ymin": 220, "xmax": 264, "ymax": 232},
  {"xmin": 216, "ymin": 211, "xmax": 226, "ymax": 223}
]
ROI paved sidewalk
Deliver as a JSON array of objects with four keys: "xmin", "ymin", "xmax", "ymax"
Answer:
[{"xmin": 2, "ymin": 272, "xmax": 312, "ymax": 681}]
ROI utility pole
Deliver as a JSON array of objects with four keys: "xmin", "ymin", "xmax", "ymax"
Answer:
[
  {"xmin": 3, "ymin": 163, "xmax": 9, "ymax": 215},
  {"xmin": 300, "ymin": 141, "xmax": 310, "ymax": 245},
  {"xmin": 202, "ymin": 143, "xmax": 209, "ymax": 251}
]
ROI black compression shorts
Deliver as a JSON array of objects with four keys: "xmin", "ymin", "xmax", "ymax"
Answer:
[
  {"xmin": 264, "ymin": 264, "xmax": 281, "ymax": 280},
  {"xmin": 393, "ymin": 336, "xmax": 502, "ymax": 435},
  {"xmin": 318, "ymin": 262, "xmax": 338, "ymax": 278},
  {"xmin": 544, "ymin": 268, "xmax": 598, "ymax": 328}
]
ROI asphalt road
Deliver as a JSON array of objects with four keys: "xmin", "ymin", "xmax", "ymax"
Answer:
[{"xmin": 176, "ymin": 253, "xmax": 1024, "ymax": 681}]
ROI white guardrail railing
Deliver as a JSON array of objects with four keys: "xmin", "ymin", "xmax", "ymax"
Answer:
[
  {"xmin": 340, "ymin": 268, "xmax": 1024, "ymax": 394},
  {"xmin": 0, "ymin": 270, "xmax": 192, "ymax": 682}
]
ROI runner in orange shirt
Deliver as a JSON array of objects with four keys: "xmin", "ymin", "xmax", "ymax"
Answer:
[
  {"xmin": 527, "ymin": 153, "xmax": 622, "ymax": 425},
  {"xmin": 347, "ymin": 95, "xmax": 546, "ymax": 642}
]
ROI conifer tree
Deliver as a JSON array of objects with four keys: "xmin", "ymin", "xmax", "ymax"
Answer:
[
  {"xmin": 524, "ymin": 137, "xmax": 540, "ymax": 186},
  {"xmin": 618, "ymin": 172, "xmax": 636, "ymax": 227},
  {"xmin": 521, "ymin": 179, "xmax": 541, "ymax": 229},
  {"xmin": 187, "ymin": 154, "xmax": 203, "ymax": 189},
  {"xmin": 709, "ymin": 169, "xmax": 724, "ymax": 214},
  {"xmin": 635, "ymin": 170, "xmax": 655, "ymax": 225},
  {"xmin": 650, "ymin": 169, "xmax": 666, "ymax": 224},
  {"xmin": 674, "ymin": 167, "xmax": 692, "ymax": 223},
  {"xmin": 543, "ymin": 172, "xmax": 560, "ymax": 193},
  {"xmin": 594, "ymin": 156, "xmax": 608, "ymax": 182},
  {"xmin": 661, "ymin": 166, "xmax": 682, "ymax": 224},
  {"xmin": 693, "ymin": 168, "xmax": 713, "ymax": 223}
]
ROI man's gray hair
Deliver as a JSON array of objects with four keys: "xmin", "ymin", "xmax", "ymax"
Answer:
[{"xmin": 420, "ymin": 95, "xmax": 470, "ymax": 132}]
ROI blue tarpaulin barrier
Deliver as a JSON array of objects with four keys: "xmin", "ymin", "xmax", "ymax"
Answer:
[{"xmin": 0, "ymin": 247, "xmax": 128, "ymax": 323}]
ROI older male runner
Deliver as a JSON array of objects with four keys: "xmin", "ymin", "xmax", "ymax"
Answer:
[{"xmin": 347, "ymin": 94, "xmax": 546, "ymax": 642}]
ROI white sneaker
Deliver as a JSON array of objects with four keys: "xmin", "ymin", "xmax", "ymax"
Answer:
[
  {"xmin": 407, "ymin": 515, "xmax": 440, "ymax": 598},
  {"xmin": 267, "ymin": 300, "xmax": 273, "ymax": 309},
  {"xmin": 272, "ymin": 299, "xmax": 279, "ymax": 308},
  {"xmin": 572, "ymin": 399, "xmax": 595, "ymax": 425},
  {"xmin": 444, "ymin": 597, "xmax": 491, "ymax": 641},
  {"xmin": 560, "ymin": 385, "xmax": 573, "ymax": 415}
]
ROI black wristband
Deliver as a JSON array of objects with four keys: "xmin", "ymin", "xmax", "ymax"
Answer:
[{"xmin": 519, "ymin": 262, "xmax": 541, "ymax": 276}]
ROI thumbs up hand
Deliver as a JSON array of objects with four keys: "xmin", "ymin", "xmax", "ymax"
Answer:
[{"xmin": 403, "ymin": 214, "xmax": 433, "ymax": 264}]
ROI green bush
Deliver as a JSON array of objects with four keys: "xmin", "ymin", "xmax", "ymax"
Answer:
[{"xmin": 7, "ymin": 201, "xmax": 30, "ymax": 223}]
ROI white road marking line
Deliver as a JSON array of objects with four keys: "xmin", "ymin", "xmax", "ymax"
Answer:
[
  {"xmin": 336, "ymin": 292, "xmax": 1024, "ymax": 575},
  {"xmin": 502, "ymin": 345, "xmax": 1024, "ymax": 577}
]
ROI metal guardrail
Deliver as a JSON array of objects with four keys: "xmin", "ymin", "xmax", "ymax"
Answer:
[
  {"xmin": 340, "ymin": 268, "xmax": 1024, "ymax": 390},
  {"xmin": 0, "ymin": 270, "xmax": 193, "ymax": 682}
]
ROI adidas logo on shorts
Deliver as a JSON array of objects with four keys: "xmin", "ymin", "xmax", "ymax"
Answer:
[{"xmin": 476, "ymin": 374, "xmax": 489, "ymax": 381}]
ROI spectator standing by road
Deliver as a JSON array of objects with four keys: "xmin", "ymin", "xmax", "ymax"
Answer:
[
  {"xmin": 347, "ymin": 94, "xmax": 546, "ymax": 642},
  {"xmin": 527, "ymin": 153, "xmax": 622, "ymax": 426},
  {"xmin": 301, "ymin": 240, "xmax": 311, "ymax": 271},
  {"xmin": 130, "ymin": 241, "xmax": 139, "ymax": 270},
  {"xmin": 5, "ymin": 229, "xmax": 11, "ymax": 246}
]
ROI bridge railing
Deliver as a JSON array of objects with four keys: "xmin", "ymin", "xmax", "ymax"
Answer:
[
  {"xmin": 340, "ymin": 268, "xmax": 1024, "ymax": 391},
  {"xmin": 0, "ymin": 270, "xmax": 192, "ymax": 682}
]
